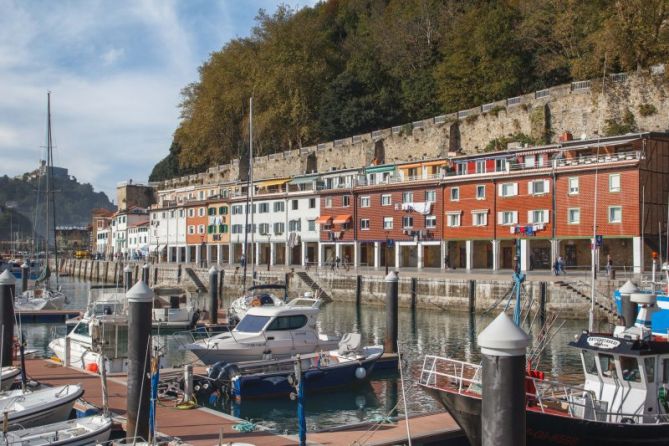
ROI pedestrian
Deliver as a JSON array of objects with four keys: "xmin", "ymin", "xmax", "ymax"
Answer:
[
  {"xmin": 344, "ymin": 255, "xmax": 350, "ymax": 271},
  {"xmin": 240, "ymin": 254, "xmax": 246, "ymax": 268},
  {"xmin": 558, "ymin": 255, "xmax": 566, "ymax": 275},
  {"xmin": 606, "ymin": 255, "xmax": 613, "ymax": 277},
  {"xmin": 444, "ymin": 254, "xmax": 450, "ymax": 270},
  {"xmin": 335, "ymin": 256, "xmax": 341, "ymax": 269},
  {"xmin": 553, "ymin": 259, "xmax": 559, "ymax": 276}
]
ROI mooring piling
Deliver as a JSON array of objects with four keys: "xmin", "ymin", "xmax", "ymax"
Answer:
[
  {"xmin": 0, "ymin": 270, "xmax": 16, "ymax": 368},
  {"xmin": 142, "ymin": 263, "xmax": 150, "ymax": 284},
  {"xmin": 126, "ymin": 280, "xmax": 154, "ymax": 441},
  {"xmin": 478, "ymin": 312, "xmax": 530, "ymax": 446},
  {"xmin": 21, "ymin": 262, "xmax": 29, "ymax": 292},
  {"xmin": 208, "ymin": 266, "xmax": 219, "ymax": 324},
  {"xmin": 384, "ymin": 271, "xmax": 399, "ymax": 354},
  {"xmin": 123, "ymin": 264, "xmax": 133, "ymax": 291},
  {"xmin": 468, "ymin": 279, "xmax": 476, "ymax": 314}
]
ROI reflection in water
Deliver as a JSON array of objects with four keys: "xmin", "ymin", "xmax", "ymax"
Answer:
[{"xmin": 21, "ymin": 277, "xmax": 602, "ymax": 434}]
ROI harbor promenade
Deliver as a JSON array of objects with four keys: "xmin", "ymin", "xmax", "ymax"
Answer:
[{"xmin": 24, "ymin": 359, "xmax": 463, "ymax": 446}]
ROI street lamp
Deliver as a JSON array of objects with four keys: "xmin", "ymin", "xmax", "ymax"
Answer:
[{"xmin": 385, "ymin": 230, "xmax": 390, "ymax": 275}]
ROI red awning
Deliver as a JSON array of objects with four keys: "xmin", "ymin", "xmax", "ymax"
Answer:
[
  {"xmin": 316, "ymin": 215, "xmax": 333, "ymax": 224},
  {"xmin": 333, "ymin": 214, "xmax": 352, "ymax": 225}
]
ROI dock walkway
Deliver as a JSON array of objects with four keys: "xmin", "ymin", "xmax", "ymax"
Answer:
[{"xmin": 25, "ymin": 359, "xmax": 462, "ymax": 446}]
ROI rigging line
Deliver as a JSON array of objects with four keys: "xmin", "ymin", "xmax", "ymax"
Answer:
[
  {"xmin": 133, "ymin": 333, "xmax": 153, "ymax": 445},
  {"xmin": 397, "ymin": 344, "xmax": 412, "ymax": 446}
]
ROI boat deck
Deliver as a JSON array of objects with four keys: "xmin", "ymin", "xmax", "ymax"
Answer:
[{"xmin": 23, "ymin": 359, "xmax": 463, "ymax": 445}]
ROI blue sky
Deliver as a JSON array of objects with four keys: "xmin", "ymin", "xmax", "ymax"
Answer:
[{"xmin": 0, "ymin": 0, "xmax": 317, "ymax": 202}]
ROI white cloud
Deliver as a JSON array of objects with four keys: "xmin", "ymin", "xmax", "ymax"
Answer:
[{"xmin": 101, "ymin": 48, "xmax": 125, "ymax": 66}]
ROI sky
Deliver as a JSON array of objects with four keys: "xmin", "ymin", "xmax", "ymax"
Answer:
[{"xmin": 0, "ymin": 0, "xmax": 317, "ymax": 202}]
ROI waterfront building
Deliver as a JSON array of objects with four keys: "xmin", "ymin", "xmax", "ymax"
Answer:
[
  {"xmin": 126, "ymin": 221, "xmax": 149, "ymax": 259},
  {"xmin": 110, "ymin": 207, "xmax": 148, "ymax": 258}
]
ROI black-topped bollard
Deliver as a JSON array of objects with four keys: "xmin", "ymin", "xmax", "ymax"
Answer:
[
  {"xmin": 124, "ymin": 265, "xmax": 133, "ymax": 292},
  {"xmin": 410, "ymin": 277, "xmax": 418, "ymax": 310},
  {"xmin": 384, "ymin": 271, "xmax": 399, "ymax": 354},
  {"xmin": 208, "ymin": 266, "xmax": 219, "ymax": 325},
  {"xmin": 0, "ymin": 270, "xmax": 16, "ymax": 367},
  {"xmin": 142, "ymin": 263, "xmax": 150, "ymax": 285},
  {"xmin": 619, "ymin": 281, "xmax": 640, "ymax": 328},
  {"xmin": 478, "ymin": 312, "xmax": 530, "ymax": 446},
  {"xmin": 21, "ymin": 262, "xmax": 30, "ymax": 292},
  {"xmin": 126, "ymin": 281, "xmax": 154, "ymax": 442},
  {"xmin": 218, "ymin": 269, "xmax": 224, "ymax": 307},
  {"xmin": 355, "ymin": 275, "xmax": 362, "ymax": 307},
  {"xmin": 468, "ymin": 279, "xmax": 476, "ymax": 314},
  {"xmin": 539, "ymin": 282, "xmax": 547, "ymax": 326}
]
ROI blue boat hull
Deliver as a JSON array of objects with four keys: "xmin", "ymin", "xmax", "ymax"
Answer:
[
  {"xmin": 231, "ymin": 357, "xmax": 379, "ymax": 400},
  {"xmin": 613, "ymin": 290, "xmax": 669, "ymax": 336}
]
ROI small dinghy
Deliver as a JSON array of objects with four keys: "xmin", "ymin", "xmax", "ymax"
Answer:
[
  {"xmin": 1, "ymin": 367, "xmax": 21, "ymax": 390},
  {"xmin": 0, "ymin": 384, "xmax": 84, "ymax": 428},
  {"xmin": 0, "ymin": 414, "xmax": 111, "ymax": 446}
]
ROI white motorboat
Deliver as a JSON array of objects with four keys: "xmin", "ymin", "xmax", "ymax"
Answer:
[
  {"xmin": 0, "ymin": 384, "xmax": 84, "ymax": 428},
  {"xmin": 227, "ymin": 284, "xmax": 289, "ymax": 324},
  {"xmin": 0, "ymin": 367, "xmax": 21, "ymax": 390},
  {"xmin": 0, "ymin": 414, "xmax": 111, "ymax": 446},
  {"xmin": 184, "ymin": 297, "xmax": 340, "ymax": 365},
  {"xmin": 16, "ymin": 288, "xmax": 67, "ymax": 311}
]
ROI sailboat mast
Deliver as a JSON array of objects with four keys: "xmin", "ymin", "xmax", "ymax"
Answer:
[
  {"xmin": 48, "ymin": 93, "xmax": 59, "ymax": 288},
  {"xmin": 45, "ymin": 92, "xmax": 51, "ymax": 285},
  {"xmin": 249, "ymin": 97, "xmax": 255, "ymax": 280},
  {"xmin": 242, "ymin": 98, "xmax": 253, "ymax": 289}
]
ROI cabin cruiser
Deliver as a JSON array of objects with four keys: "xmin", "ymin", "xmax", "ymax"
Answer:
[
  {"xmin": 16, "ymin": 288, "xmax": 67, "ymax": 311},
  {"xmin": 420, "ymin": 293, "xmax": 669, "ymax": 446},
  {"xmin": 184, "ymin": 297, "xmax": 340, "ymax": 365},
  {"xmin": 227, "ymin": 284, "xmax": 287, "ymax": 325}
]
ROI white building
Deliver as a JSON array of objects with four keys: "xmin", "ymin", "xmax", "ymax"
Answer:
[
  {"xmin": 127, "ymin": 222, "xmax": 150, "ymax": 259},
  {"xmin": 110, "ymin": 207, "xmax": 149, "ymax": 258}
]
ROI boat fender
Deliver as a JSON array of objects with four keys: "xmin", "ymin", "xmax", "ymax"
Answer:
[{"xmin": 355, "ymin": 367, "xmax": 367, "ymax": 380}]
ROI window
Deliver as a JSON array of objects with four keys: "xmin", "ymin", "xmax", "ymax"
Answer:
[
  {"xmin": 208, "ymin": 208, "xmax": 215, "ymax": 216},
  {"xmin": 447, "ymin": 212, "xmax": 461, "ymax": 227},
  {"xmin": 273, "ymin": 222, "xmax": 285, "ymax": 235},
  {"xmin": 308, "ymin": 220, "xmax": 316, "ymax": 231},
  {"xmin": 425, "ymin": 215, "xmax": 436, "ymax": 228},
  {"xmin": 235, "ymin": 315, "xmax": 270, "ymax": 333},
  {"xmin": 495, "ymin": 159, "xmax": 508, "ymax": 172},
  {"xmin": 232, "ymin": 224, "xmax": 243, "ymax": 234},
  {"xmin": 582, "ymin": 350, "xmax": 598, "ymax": 375},
  {"xmin": 425, "ymin": 190, "xmax": 436, "ymax": 203},
  {"xmin": 324, "ymin": 197, "xmax": 332, "ymax": 208},
  {"xmin": 179, "ymin": 209, "xmax": 184, "ymax": 218},
  {"xmin": 198, "ymin": 224, "xmax": 205, "ymax": 234},
  {"xmin": 188, "ymin": 225, "xmax": 195, "ymax": 234},
  {"xmin": 381, "ymin": 194, "xmax": 392, "ymax": 206},
  {"xmin": 402, "ymin": 216, "xmax": 413, "ymax": 228},
  {"xmin": 406, "ymin": 167, "xmax": 418, "ymax": 179},
  {"xmin": 450, "ymin": 187, "xmax": 459, "ymax": 201},
  {"xmin": 599, "ymin": 353, "xmax": 616, "ymax": 378},
  {"xmin": 473, "ymin": 211, "xmax": 487, "ymax": 226},
  {"xmin": 402, "ymin": 191, "xmax": 414, "ymax": 203},
  {"xmin": 207, "ymin": 225, "xmax": 214, "ymax": 234},
  {"xmin": 289, "ymin": 219, "xmax": 301, "ymax": 232},
  {"xmin": 475, "ymin": 160, "xmax": 485, "ymax": 173},
  {"xmin": 609, "ymin": 206, "xmax": 622, "ymax": 223},
  {"xmin": 529, "ymin": 180, "xmax": 549, "ymax": 195},
  {"xmin": 645, "ymin": 357, "xmax": 656, "ymax": 383},
  {"xmin": 568, "ymin": 177, "xmax": 579, "ymax": 195},
  {"xmin": 188, "ymin": 209, "xmax": 194, "ymax": 217},
  {"xmin": 266, "ymin": 315, "xmax": 308, "ymax": 331},
  {"xmin": 473, "ymin": 185, "xmax": 484, "ymax": 200},
  {"xmin": 456, "ymin": 163, "xmax": 467, "ymax": 175},
  {"xmin": 343, "ymin": 195, "xmax": 351, "ymax": 207},
  {"xmin": 232, "ymin": 205, "xmax": 243, "ymax": 215},
  {"xmin": 568, "ymin": 208, "xmax": 580, "ymax": 224},
  {"xmin": 246, "ymin": 223, "xmax": 256, "ymax": 233},
  {"xmin": 620, "ymin": 356, "xmax": 641, "ymax": 382},
  {"xmin": 499, "ymin": 211, "xmax": 517, "ymax": 225},
  {"xmin": 259, "ymin": 223, "xmax": 270, "ymax": 235},
  {"xmin": 360, "ymin": 196, "xmax": 370, "ymax": 207},
  {"xmin": 528, "ymin": 210, "xmax": 549, "ymax": 224},
  {"xmin": 360, "ymin": 219, "xmax": 370, "ymax": 230},
  {"xmin": 258, "ymin": 203, "xmax": 269, "ymax": 213},
  {"xmin": 218, "ymin": 206, "xmax": 226, "ymax": 215},
  {"xmin": 218, "ymin": 224, "xmax": 228, "ymax": 233},
  {"xmin": 383, "ymin": 217, "xmax": 393, "ymax": 230},
  {"xmin": 609, "ymin": 174, "xmax": 621, "ymax": 192},
  {"xmin": 273, "ymin": 202, "xmax": 285, "ymax": 212},
  {"xmin": 309, "ymin": 198, "xmax": 316, "ymax": 209},
  {"xmin": 198, "ymin": 191, "xmax": 204, "ymax": 200},
  {"xmin": 499, "ymin": 182, "xmax": 517, "ymax": 197},
  {"xmin": 291, "ymin": 200, "xmax": 299, "ymax": 210},
  {"xmin": 198, "ymin": 207, "xmax": 206, "ymax": 217}
]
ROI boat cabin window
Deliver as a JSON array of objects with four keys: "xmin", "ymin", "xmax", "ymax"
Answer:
[
  {"xmin": 235, "ymin": 315, "xmax": 271, "ymax": 333},
  {"xmin": 644, "ymin": 357, "xmax": 655, "ymax": 383},
  {"xmin": 582, "ymin": 350, "xmax": 598, "ymax": 375},
  {"xmin": 620, "ymin": 356, "xmax": 641, "ymax": 382},
  {"xmin": 266, "ymin": 315, "xmax": 308, "ymax": 331},
  {"xmin": 599, "ymin": 354, "xmax": 616, "ymax": 378},
  {"xmin": 72, "ymin": 322, "xmax": 89, "ymax": 337}
]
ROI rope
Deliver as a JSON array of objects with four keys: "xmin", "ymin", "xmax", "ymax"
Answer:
[{"xmin": 232, "ymin": 421, "xmax": 257, "ymax": 432}]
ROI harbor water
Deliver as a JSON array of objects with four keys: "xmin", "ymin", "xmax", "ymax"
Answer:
[{"xmin": 22, "ymin": 277, "xmax": 603, "ymax": 435}]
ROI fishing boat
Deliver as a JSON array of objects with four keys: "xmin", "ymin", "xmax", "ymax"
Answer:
[
  {"xmin": 613, "ymin": 275, "xmax": 669, "ymax": 337},
  {"xmin": 420, "ymin": 293, "xmax": 669, "ymax": 446},
  {"xmin": 205, "ymin": 334, "xmax": 383, "ymax": 401},
  {"xmin": 184, "ymin": 297, "xmax": 340, "ymax": 365},
  {"xmin": 0, "ymin": 367, "xmax": 21, "ymax": 390},
  {"xmin": 0, "ymin": 384, "xmax": 84, "ymax": 429},
  {"xmin": 0, "ymin": 415, "xmax": 111, "ymax": 445},
  {"xmin": 227, "ymin": 283, "xmax": 287, "ymax": 325}
]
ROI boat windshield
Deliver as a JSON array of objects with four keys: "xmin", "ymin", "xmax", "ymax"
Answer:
[{"xmin": 235, "ymin": 315, "xmax": 271, "ymax": 333}]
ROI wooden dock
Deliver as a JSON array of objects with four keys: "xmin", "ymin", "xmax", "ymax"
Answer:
[
  {"xmin": 24, "ymin": 359, "xmax": 463, "ymax": 445},
  {"xmin": 16, "ymin": 309, "xmax": 82, "ymax": 323}
]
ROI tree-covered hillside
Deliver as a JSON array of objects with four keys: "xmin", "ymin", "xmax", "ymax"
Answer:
[
  {"xmin": 0, "ymin": 173, "xmax": 115, "ymax": 240},
  {"xmin": 151, "ymin": 0, "xmax": 669, "ymax": 181}
]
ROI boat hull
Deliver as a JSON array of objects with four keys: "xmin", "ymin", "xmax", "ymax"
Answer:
[
  {"xmin": 187, "ymin": 339, "xmax": 341, "ymax": 365},
  {"xmin": 49, "ymin": 338, "xmax": 128, "ymax": 373},
  {"xmin": 422, "ymin": 385, "xmax": 669, "ymax": 446},
  {"xmin": 1, "ymin": 415, "xmax": 111, "ymax": 446},
  {"xmin": 232, "ymin": 355, "xmax": 378, "ymax": 400},
  {"xmin": 1, "ymin": 367, "xmax": 21, "ymax": 390},
  {"xmin": 5, "ymin": 386, "xmax": 84, "ymax": 429}
]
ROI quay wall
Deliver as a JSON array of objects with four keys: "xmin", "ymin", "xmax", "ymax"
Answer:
[{"xmin": 57, "ymin": 258, "xmax": 619, "ymax": 321}]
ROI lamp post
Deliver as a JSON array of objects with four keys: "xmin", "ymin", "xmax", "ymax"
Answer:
[
  {"xmin": 267, "ymin": 234, "xmax": 271, "ymax": 272},
  {"xmin": 385, "ymin": 231, "xmax": 390, "ymax": 275}
]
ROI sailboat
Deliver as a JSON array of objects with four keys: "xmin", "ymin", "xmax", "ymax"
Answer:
[{"xmin": 17, "ymin": 92, "xmax": 67, "ymax": 311}]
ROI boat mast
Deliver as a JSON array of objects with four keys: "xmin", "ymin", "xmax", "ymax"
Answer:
[
  {"xmin": 249, "ymin": 97, "xmax": 255, "ymax": 281},
  {"xmin": 45, "ymin": 92, "xmax": 51, "ymax": 286},
  {"xmin": 242, "ymin": 97, "xmax": 254, "ymax": 288}
]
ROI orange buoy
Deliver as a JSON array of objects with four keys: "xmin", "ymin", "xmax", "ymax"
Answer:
[{"xmin": 85, "ymin": 362, "xmax": 99, "ymax": 373}]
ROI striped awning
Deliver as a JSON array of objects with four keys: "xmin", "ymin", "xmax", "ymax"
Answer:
[
  {"xmin": 289, "ymin": 175, "xmax": 318, "ymax": 185},
  {"xmin": 316, "ymin": 215, "xmax": 333, "ymax": 224},
  {"xmin": 365, "ymin": 164, "xmax": 396, "ymax": 174},
  {"xmin": 333, "ymin": 214, "xmax": 352, "ymax": 225},
  {"xmin": 256, "ymin": 178, "xmax": 290, "ymax": 188}
]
